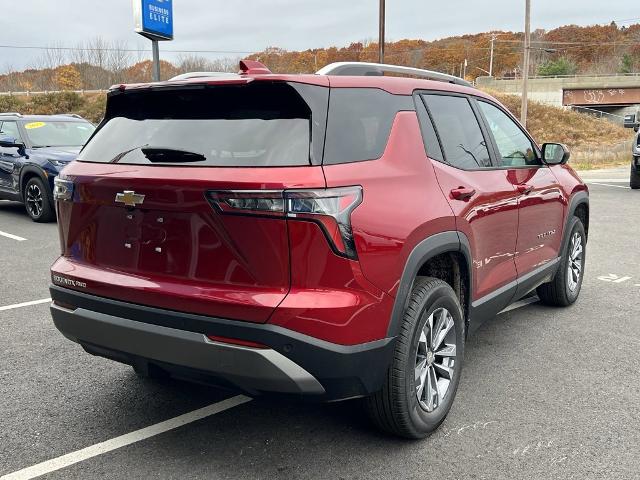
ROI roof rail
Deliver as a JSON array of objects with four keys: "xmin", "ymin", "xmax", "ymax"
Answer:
[
  {"xmin": 316, "ymin": 62, "xmax": 473, "ymax": 88},
  {"xmin": 0, "ymin": 112, "xmax": 22, "ymax": 117},
  {"xmin": 169, "ymin": 72, "xmax": 240, "ymax": 81},
  {"xmin": 57, "ymin": 113, "xmax": 83, "ymax": 119}
]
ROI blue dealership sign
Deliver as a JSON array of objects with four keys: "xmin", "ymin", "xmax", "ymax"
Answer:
[{"xmin": 133, "ymin": 0, "xmax": 174, "ymax": 41}]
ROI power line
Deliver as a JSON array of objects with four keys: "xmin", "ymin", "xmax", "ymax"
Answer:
[
  {"xmin": 497, "ymin": 39, "xmax": 640, "ymax": 47},
  {"xmin": 0, "ymin": 44, "xmax": 256, "ymax": 55},
  {"xmin": 0, "ymin": 43, "xmax": 497, "ymax": 57}
]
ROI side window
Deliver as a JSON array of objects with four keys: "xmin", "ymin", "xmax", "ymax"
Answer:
[
  {"xmin": 0, "ymin": 121, "xmax": 21, "ymax": 142},
  {"xmin": 415, "ymin": 96, "xmax": 444, "ymax": 163},
  {"xmin": 323, "ymin": 88, "xmax": 413, "ymax": 164},
  {"xmin": 422, "ymin": 94, "xmax": 492, "ymax": 169},
  {"xmin": 477, "ymin": 101, "xmax": 540, "ymax": 167}
]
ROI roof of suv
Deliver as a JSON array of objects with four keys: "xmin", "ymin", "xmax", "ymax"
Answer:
[{"xmin": 110, "ymin": 61, "xmax": 494, "ymax": 100}]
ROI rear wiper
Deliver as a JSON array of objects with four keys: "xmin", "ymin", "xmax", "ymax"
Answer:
[
  {"xmin": 109, "ymin": 144, "xmax": 148, "ymax": 163},
  {"xmin": 141, "ymin": 147, "xmax": 206, "ymax": 163}
]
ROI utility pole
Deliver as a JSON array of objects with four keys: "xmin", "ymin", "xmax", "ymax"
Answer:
[
  {"xmin": 463, "ymin": 58, "xmax": 468, "ymax": 79},
  {"xmin": 378, "ymin": 0, "xmax": 385, "ymax": 63},
  {"xmin": 521, "ymin": 0, "xmax": 531, "ymax": 126},
  {"xmin": 489, "ymin": 33, "xmax": 498, "ymax": 77}
]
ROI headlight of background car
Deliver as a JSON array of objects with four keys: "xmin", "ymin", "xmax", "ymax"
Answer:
[
  {"xmin": 49, "ymin": 159, "xmax": 69, "ymax": 168},
  {"xmin": 53, "ymin": 176, "xmax": 74, "ymax": 201}
]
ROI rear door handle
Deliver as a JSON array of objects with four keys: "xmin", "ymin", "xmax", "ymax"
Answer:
[
  {"xmin": 450, "ymin": 187, "xmax": 476, "ymax": 201},
  {"xmin": 516, "ymin": 184, "xmax": 534, "ymax": 195}
]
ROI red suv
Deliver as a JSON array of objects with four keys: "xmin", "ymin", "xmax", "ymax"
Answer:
[{"xmin": 50, "ymin": 60, "xmax": 589, "ymax": 438}]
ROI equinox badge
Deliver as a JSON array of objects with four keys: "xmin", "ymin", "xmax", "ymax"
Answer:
[{"xmin": 115, "ymin": 190, "xmax": 145, "ymax": 207}]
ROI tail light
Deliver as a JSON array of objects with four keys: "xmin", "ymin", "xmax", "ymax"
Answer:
[{"xmin": 207, "ymin": 186, "xmax": 363, "ymax": 259}]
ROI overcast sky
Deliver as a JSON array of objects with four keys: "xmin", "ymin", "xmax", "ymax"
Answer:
[{"xmin": 0, "ymin": 0, "xmax": 635, "ymax": 71}]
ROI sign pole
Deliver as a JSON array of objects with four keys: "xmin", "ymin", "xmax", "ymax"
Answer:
[
  {"xmin": 378, "ymin": 0, "xmax": 385, "ymax": 63},
  {"xmin": 521, "ymin": 0, "xmax": 531, "ymax": 126},
  {"xmin": 133, "ymin": 0, "xmax": 173, "ymax": 82},
  {"xmin": 152, "ymin": 39, "xmax": 161, "ymax": 81}
]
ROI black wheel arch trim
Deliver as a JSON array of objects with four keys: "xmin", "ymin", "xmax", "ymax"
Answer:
[
  {"xmin": 19, "ymin": 165, "xmax": 50, "ymax": 201},
  {"xmin": 385, "ymin": 231, "xmax": 472, "ymax": 337},
  {"xmin": 560, "ymin": 191, "xmax": 589, "ymax": 257}
]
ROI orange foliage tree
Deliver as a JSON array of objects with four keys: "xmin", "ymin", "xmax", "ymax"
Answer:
[{"xmin": 54, "ymin": 64, "xmax": 82, "ymax": 90}]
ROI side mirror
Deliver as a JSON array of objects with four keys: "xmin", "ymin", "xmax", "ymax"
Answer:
[
  {"xmin": 542, "ymin": 143, "xmax": 570, "ymax": 165},
  {"xmin": 0, "ymin": 137, "xmax": 23, "ymax": 148},
  {"xmin": 635, "ymin": 125, "xmax": 639, "ymax": 133}
]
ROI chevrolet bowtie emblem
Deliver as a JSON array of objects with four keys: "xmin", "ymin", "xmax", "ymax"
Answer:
[{"xmin": 115, "ymin": 190, "xmax": 145, "ymax": 207}]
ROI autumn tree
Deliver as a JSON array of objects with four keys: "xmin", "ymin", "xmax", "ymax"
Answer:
[{"xmin": 54, "ymin": 64, "xmax": 82, "ymax": 90}]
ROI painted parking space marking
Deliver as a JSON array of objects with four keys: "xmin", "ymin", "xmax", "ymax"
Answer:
[
  {"xmin": 597, "ymin": 274, "xmax": 633, "ymax": 283},
  {"xmin": 0, "ymin": 395, "xmax": 252, "ymax": 480},
  {"xmin": 0, "ymin": 298, "xmax": 51, "ymax": 312},
  {"xmin": 0, "ymin": 230, "xmax": 27, "ymax": 241},
  {"xmin": 581, "ymin": 178, "xmax": 630, "ymax": 182},
  {"xmin": 597, "ymin": 273, "xmax": 640, "ymax": 291},
  {"xmin": 587, "ymin": 182, "xmax": 630, "ymax": 189}
]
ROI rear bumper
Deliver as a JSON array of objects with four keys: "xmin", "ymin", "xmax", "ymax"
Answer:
[{"xmin": 49, "ymin": 285, "xmax": 396, "ymax": 401}]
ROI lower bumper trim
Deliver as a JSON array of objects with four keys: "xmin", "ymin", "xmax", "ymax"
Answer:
[
  {"xmin": 49, "ymin": 285, "xmax": 397, "ymax": 400},
  {"xmin": 51, "ymin": 303, "xmax": 324, "ymax": 395}
]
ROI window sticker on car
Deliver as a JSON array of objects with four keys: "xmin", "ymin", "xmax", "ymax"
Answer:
[{"xmin": 25, "ymin": 121, "xmax": 46, "ymax": 129}]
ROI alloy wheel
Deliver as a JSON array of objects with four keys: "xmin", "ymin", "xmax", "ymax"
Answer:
[
  {"xmin": 567, "ymin": 231, "xmax": 583, "ymax": 292},
  {"xmin": 414, "ymin": 307, "xmax": 457, "ymax": 413},
  {"xmin": 26, "ymin": 183, "xmax": 44, "ymax": 219}
]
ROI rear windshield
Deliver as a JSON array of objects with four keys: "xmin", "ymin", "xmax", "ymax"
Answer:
[{"xmin": 79, "ymin": 82, "xmax": 327, "ymax": 167}]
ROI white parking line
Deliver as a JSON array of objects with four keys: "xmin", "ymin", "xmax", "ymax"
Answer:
[
  {"xmin": 0, "ymin": 298, "xmax": 51, "ymax": 312},
  {"xmin": 587, "ymin": 182, "xmax": 630, "ymax": 189},
  {"xmin": 0, "ymin": 395, "xmax": 252, "ymax": 480},
  {"xmin": 581, "ymin": 178, "xmax": 629, "ymax": 182},
  {"xmin": 0, "ymin": 230, "xmax": 26, "ymax": 241}
]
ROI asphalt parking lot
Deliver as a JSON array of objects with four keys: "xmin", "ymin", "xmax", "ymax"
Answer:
[{"xmin": 1, "ymin": 167, "xmax": 639, "ymax": 480}]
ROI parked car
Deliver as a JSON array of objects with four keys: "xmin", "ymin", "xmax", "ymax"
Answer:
[
  {"xmin": 0, "ymin": 113, "xmax": 95, "ymax": 222},
  {"xmin": 49, "ymin": 60, "xmax": 589, "ymax": 438},
  {"xmin": 631, "ymin": 128, "xmax": 640, "ymax": 189}
]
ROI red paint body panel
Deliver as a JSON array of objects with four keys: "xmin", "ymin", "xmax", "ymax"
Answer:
[
  {"xmin": 269, "ymin": 220, "xmax": 394, "ymax": 345},
  {"xmin": 430, "ymin": 162, "xmax": 520, "ymax": 300},
  {"xmin": 508, "ymin": 167, "xmax": 566, "ymax": 275},
  {"xmin": 54, "ymin": 161, "xmax": 325, "ymax": 322},
  {"xmin": 323, "ymin": 112, "xmax": 456, "ymax": 298}
]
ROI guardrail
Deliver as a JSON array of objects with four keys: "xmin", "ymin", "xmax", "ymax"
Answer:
[
  {"xmin": 571, "ymin": 139, "xmax": 633, "ymax": 166},
  {"xmin": 571, "ymin": 106, "xmax": 625, "ymax": 124},
  {"xmin": 0, "ymin": 90, "xmax": 107, "ymax": 96},
  {"xmin": 481, "ymin": 73, "xmax": 640, "ymax": 81}
]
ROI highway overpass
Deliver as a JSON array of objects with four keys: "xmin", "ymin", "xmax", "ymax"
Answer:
[{"xmin": 476, "ymin": 74, "xmax": 640, "ymax": 124}]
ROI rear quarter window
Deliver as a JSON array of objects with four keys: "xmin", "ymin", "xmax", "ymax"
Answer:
[{"xmin": 323, "ymin": 88, "xmax": 414, "ymax": 165}]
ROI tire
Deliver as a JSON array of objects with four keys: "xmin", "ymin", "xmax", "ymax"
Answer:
[
  {"xmin": 24, "ymin": 177, "xmax": 55, "ymax": 223},
  {"xmin": 537, "ymin": 217, "xmax": 586, "ymax": 307},
  {"xmin": 631, "ymin": 163, "xmax": 640, "ymax": 190},
  {"xmin": 365, "ymin": 277, "xmax": 465, "ymax": 439}
]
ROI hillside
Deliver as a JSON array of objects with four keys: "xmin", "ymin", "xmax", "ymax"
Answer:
[
  {"xmin": 1, "ymin": 22, "xmax": 639, "ymax": 91},
  {"xmin": 489, "ymin": 91, "xmax": 633, "ymax": 148}
]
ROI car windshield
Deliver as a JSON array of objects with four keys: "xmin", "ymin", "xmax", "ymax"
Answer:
[{"xmin": 22, "ymin": 120, "xmax": 95, "ymax": 148}]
